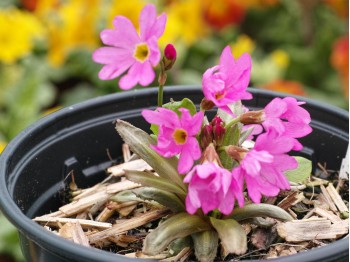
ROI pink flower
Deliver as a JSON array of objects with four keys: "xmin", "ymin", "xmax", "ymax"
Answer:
[
  {"xmin": 232, "ymin": 131, "xmax": 297, "ymax": 203},
  {"xmin": 262, "ymin": 97, "xmax": 312, "ymax": 150},
  {"xmin": 93, "ymin": 4, "xmax": 166, "ymax": 90},
  {"xmin": 142, "ymin": 107, "xmax": 204, "ymax": 174},
  {"xmin": 202, "ymin": 46, "xmax": 252, "ymax": 115},
  {"xmin": 184, "ymin": 162, "xmax": 244, "ymax": 215}
]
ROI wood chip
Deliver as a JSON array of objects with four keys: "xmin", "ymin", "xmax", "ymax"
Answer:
[
  {"xmin": 122, "ymin": 143, "xmax": 132, "ymax": 162},
  {"xmin": 59, "ymin": 180, "xmax": 140, "ymax": 217},
  {"xmin": 277, "ymin": 217, "xmax": 348, "ymax": 242},
  {"xmin": 71, "ymin": 222, "xmax": 90, "ymax": 247},
  {"xmin": 88, "ymin": 208, "xmax": 170, "ymax": 244},
  {"xmin": 33, "ymin": 216, "xmax": 112, "ymax": 230},
  {"xmin": 320, "ymin": 185, "xmax": 338, "ymax": 212},
  {"xmin": 278, "ymin": 191, "xmax": 305, "ymax": 210},
  {"xmin": 107, "ymin": 159, "xmax": 152, "ymax": 177},
  {"xmin": 313, "ymin": 207, "xmax": 342, "ymax": 223},
  {"xmin": 326, "ymin": 183, "xmax": 348, "ymax": 213}
]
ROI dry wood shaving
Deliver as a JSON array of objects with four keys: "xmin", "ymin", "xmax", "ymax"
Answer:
[{"xmin": 33, "ymin": 145, "xmax": 349, "ymax": 261}]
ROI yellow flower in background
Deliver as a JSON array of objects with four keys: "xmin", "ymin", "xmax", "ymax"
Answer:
[
  {"xmin": 0, "ymin": 7, "xmax": 45, "ymax": 64},
  {"xmin": 0, "ymin": 141, "xmax": 7, "ymax": 154},
  {"xmin": 160, "ymin": 0, "xmax": 209, "ymax": 46},
  {"xmin": 270, "ymin": 49, "xmax": 289, "ymax": 69},
  {"xmin": 107, "ymin": 0, "xmax": 146, "ymax": 29},
  {"xmin": 230, "ymin": 34, "xmax": 256, "ymax": 59},
  {"xmin": 36, "ymin": 0, "xmax": 101, "ymax": 67}
]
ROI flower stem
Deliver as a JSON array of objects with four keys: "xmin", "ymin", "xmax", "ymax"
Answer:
[
  {"xmin": 158, "ymin": 61, "xmax": 166, "ymax": 107},
  {"xmin": 225, "ymin": 117, "xmax": 240, "ymax": 129},
  {"xmin": 158, "ymin": 84, "xmax": 164, "ymax": 107}
]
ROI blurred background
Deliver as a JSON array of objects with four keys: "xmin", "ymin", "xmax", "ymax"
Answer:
[{"xmin": 0, "ymin": 0, "xmax": 348, "ymax": 261}]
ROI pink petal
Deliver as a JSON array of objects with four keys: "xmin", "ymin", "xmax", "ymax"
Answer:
[
  {"xmin": 219, "ymin": 46, "xmax": 235, "ymax": 73},
  {"xmin": 221, "ymin": 169, "xmax": 232, "ymax": 195},
  {"xmin": 103, "ymin": 17, "xmax": 140, "ymax": 48},
  {"xmin": 142, "ymin": 107, "xmax": 180, "ymax": 128},
  {"xmin": 139, "ymin": 4, "xmax": 166, "ymax": 40},
  {"xmin": 282, "ymin": 97, "xmax": 311, "ymax": 124},
  {"xmin": 178, "ymin": 140, "xmax": 197, "ymax": 174},
  {"xmin": 119, "ymin": 62, "xmax": 155, "ymax": 89},
  {"xmin": 255, "ymin": 131, "xmax": 294, "ymax": 154},
  {"xmin": 147, "ymin": 37, "xmax": 161, "ymax": 66},
  {"xmin": 92, "ymin": 47, "xmax": 132, "ymax": 65},
  {"xmin": 264, "ymin": 98, "xmax": 287, "ymax": 118},
  {"xmin": 283, "ymin": 122, "xmax": 312, "ymax": 138},
  {"xmin": 179, "ymin": 109, "xmax": 203, "ymax": 136},
  {"xmin": 97, "ymin": 62, "xmax": 132, "ymax": 81},
  {"xmin": 186, "ymin": 191, "xmax": 200, "ymax": 214},
  {"xmin": 218, "ymin": 190, "xmax": 235, "ymax": 215},
  {"xmin": 137, "ymin": 62, "xmax": 156, "ymax": 86},
  {"xmin": 139, "ymin": 4, "xmax": 156, "ymax": 40},
  {"xmin": 291, "ymin": 139, "xmax": 303, "ymax": 151},
  {"xmin": 229, "ymin": 53, "xmax": 252, "ymax": 89}
]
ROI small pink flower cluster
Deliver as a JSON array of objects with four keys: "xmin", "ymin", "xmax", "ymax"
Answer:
[{"xmin": 94, "ymin": 4, "xmax": 312, "ymax": 216}]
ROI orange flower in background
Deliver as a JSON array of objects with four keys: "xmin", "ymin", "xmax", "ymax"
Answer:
[
  {"xmin": 203, "ymin": 0, "xmax": 246, "ymax": 29},
  {"xmin": 331, "ymin": 36, "xmax": 349, "ymax": 97},
  {"xmin": 262, "ymin": 79, "xmax": 307, "ymax": 96},
  {"xmin": 324, "ymin": 0, "xmax": 349, "ymax": 19}
]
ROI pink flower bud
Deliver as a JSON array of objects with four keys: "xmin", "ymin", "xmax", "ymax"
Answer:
[
  {"xmin": 211, "ymin": 116, "xmax": 225, "ymax": 146},
  {"xmin": 163, "ymin": 44, "xmax": 177, "ymax": 70},
  {"xmin": 200, "ymin": 125, "xmax": 213, "ymax": 150},
  {"xmin": 164, "ymin": 44, "xmax": 177, "ymax": 60}
]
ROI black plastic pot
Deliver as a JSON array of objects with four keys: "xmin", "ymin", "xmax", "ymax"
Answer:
[{"xmin": 0, "ymin": 86, "xmax": 348, "ymax": 262}]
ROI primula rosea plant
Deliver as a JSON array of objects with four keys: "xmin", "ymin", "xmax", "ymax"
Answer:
[{"xmin": 93, "ymin": 4, "xmax": 313, "ymax": 261}]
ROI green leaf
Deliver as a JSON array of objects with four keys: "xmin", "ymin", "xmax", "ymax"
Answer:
[
  {"xmin": 150, "ymin": 124, "xmax": 159, "ymax": 136},
  {"xmin": 133, "ymin": 187, "xmax": 185, "ymax": 212},
  {"xmin": 219, "ymin": 123, "xmax": 240, "ymax": 169},
  {"xmin": 192, "ymin": 230, "xmax": 218, "ymax": 262},
  {"xmin": 143, "ymin": 213, "xmax": 211, "ymax": 255},
  {"xmin": 163, "ymin": 98, "xmax": 197, "ymax": 116},
  {"xmin": 284, "ymin": 156, "xmax": 312, "ymax": 184},
  {"xmin": 168, "ymin": 236, "xmax": 192, "ymax": 256},
  {"xmin": 124, "ymin": 170, "xmax": 186, "ymax": 200},
  {"xmin": 115, "ymin": 120, "xmax": 186, "ymax": 192},
  {"xmin": 209, "ymin": 217, "xmax": 247, "ymax": 257},
  {"xmin": 110, "ymin": 190, "xmax": 143, "ymax": 203},
  {"xmin": 226, "ymin": 203, "xmax": 293, "ymax": 222}
]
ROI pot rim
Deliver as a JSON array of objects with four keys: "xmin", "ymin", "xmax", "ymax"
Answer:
[{"xmin": 0, "ymin": 86, "xmax": 348, "ymax": 261}]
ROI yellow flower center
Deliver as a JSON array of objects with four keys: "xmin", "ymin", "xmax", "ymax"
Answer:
[
  {"xmin": 133, "ymin": 43, "xmax": 150, "ymax": 62},
  {"xmin": 173, "ymin": 128, "xmax": 188, "ymax": 145}
]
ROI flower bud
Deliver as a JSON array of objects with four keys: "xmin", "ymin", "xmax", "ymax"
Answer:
[
  {"xmin": 203, "ymin": 143, "xmax": 221, "ymax": 165},
  {"xmin": 210, "ymin": 115, "xmax": 223, "ymax": 126},
  {"xmin": 211, "ymin": 116, "xmax": 225, "ymax": 146},
  {"xmin": 200, "ymin": 124, "xmax": 213, "ymax": 150},
  {"xmin": 239, "ymin": 110, "xmax": 265, "ymax": 125},
  {"xmin": 163, "ymin": 44, "xmax": 177, "ymax": 70},
  {"xmin": 226, "ymin": 145, "xmax": 248, "ymax": 162},
  {"xmin": 200, "ymin": 98, "xmax": 215, "ymax": 111}
]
